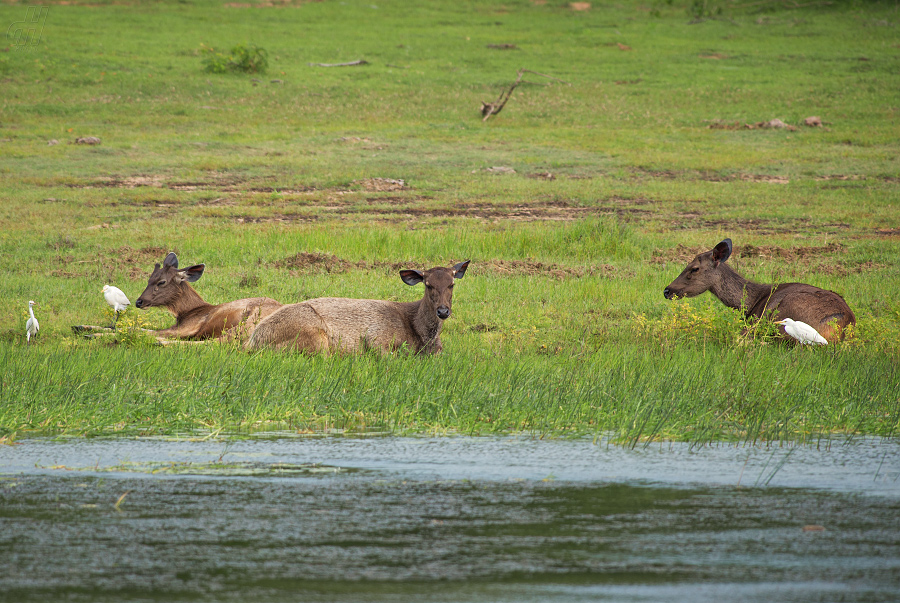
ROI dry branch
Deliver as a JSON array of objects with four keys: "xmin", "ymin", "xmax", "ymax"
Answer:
[
  {"xmin": 308, "ymin": 60, "xmax": 369, "ymax": 67},
  {"xmin": 481, "ymin": 69, "xmax": 569, "ymax": 122}
]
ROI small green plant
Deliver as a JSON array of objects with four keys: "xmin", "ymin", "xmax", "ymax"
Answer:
[
  {"xmin": 200, "ymin": 43, "xmax": 268, "ymax": 74},
  {"xmin": 237, "ymin": 271, "xmax": 261, "ymax": 289},
  {"xmin": 108, "ymin": 309, "xmax": 156, "ymax": 347}
]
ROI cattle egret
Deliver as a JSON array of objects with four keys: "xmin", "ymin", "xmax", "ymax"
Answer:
[
  {"xmin": 775, "ymin": 318, "xmax": 828, "ymax": 346},
  {"xmin": 102, "ymin": 285, "xmax": 130, "ymax": 328},
  {"xmin": 26, "ymin": 300, "xmax": 39, "ymax": 344}
]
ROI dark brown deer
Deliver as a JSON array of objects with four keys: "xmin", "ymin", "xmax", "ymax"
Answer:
[
  {"xmin": 135, "ymin": 252, "xmax": 282, "ymax": 340},
  {"xmin": 663, "ymin": 239, "xmax": 855, "ymax": 342},
  {"xmin": 246, "ymin": 261, "xmax": 469, "ymax": 354}
]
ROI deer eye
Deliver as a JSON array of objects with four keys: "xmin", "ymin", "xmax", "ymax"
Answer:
[
  {"xmin": 448, "ymin": 284, "xmax": 454, "ymax": 289},
  {"xmin": 689, "ymin": 267, "xmax": 699, "ymax": 274},
  {"xmin": 426, "ymin": 284, "xmax": 434, "ymax": 290},
  {"xmin": 157, "ymin": 280, "xmax": 167, "ymax": 287}
]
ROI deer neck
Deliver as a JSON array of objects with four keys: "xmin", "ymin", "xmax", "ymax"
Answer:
[
  {"xmin": 709, "ymin": 263, "xmax": 774, "ymax": 313},
  {"xmin": 411, "ymin": 299, "xmax": 443, "ymax": 352},
  {"xmin": 170, "ymin": 284, "xmax": 213, "ymax": 322}
]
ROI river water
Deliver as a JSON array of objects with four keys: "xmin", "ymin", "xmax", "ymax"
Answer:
[{"xmin": 1, "ymin": 435, "xmax": 898, "ymax": 602}]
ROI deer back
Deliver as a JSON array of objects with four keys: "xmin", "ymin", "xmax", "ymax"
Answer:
[
  {"xmin": 247, "ymin": 261, "xmax": 469, "ymax": 353},
  {"xmin": 749, "ymin": 283, "xmax": 856, "ymax": 341}
]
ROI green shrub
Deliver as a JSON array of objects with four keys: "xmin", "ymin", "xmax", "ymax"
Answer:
[
  {"xmin": 200, "ymin": 43, "xmax": 268, "ymax": 74},
  {"xmin": 634, "ymin": 298, "xmax": 782, "ymax": 348}
]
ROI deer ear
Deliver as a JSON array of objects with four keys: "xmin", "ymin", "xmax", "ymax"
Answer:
[
  {"xmin": 712, "ymin": 239, "xmax": 732, "ymax": 265},
  {"xmin": 163, "ymin": 252, "xmax": 179, "ymax": 269},
  {"xmin": 452, "ymin": 260, "xmax": 470, "ymax": 279},
  {"xmin": 400, "ymin": 269, "xmax": 424, "ymax": 286},
  {"xmin": 181, "ymin": 264, "xmax": 205, "ymax": 283}
]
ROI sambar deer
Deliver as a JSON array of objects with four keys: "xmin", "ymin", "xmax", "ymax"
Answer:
[
  {"xmin": 663, "ymin": 239, "xmax": 855, "ymax": 342},
  {"xmin": 135, "ymin": 252, "xmax": 282, "ymax": 340},
  {"xmin": 246, "ymin": 261, "xmax": 470, "ymax": 354}
]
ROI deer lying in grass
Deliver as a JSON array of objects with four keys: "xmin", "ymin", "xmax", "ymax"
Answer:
[
  {"xmin": 133, "ymin": 252, "xmax": 282, "ymax": 341},
  {"xmin": 246, "ymin": 261, "xmax": 470, "ymax": 354},
  {"xmin": 663, "ymin": 238, "xmax": 855, "ymax": 342}
]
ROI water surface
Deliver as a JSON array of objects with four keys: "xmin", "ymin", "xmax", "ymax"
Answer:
[{"xmin": 1, "ymin": 436, "xmax": 898, "ymax": 602}]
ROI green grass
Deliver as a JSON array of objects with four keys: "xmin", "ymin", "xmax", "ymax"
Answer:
[{"xmin": 0, "ymin": 0, "xmax": 898, "ymax": 442}]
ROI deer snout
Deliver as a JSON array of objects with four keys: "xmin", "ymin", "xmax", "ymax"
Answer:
[
  {"xmin": 663, "ymin": 287, "xmax": 675, "ymax": 300},
  {"xmin": 135, "ymin": 298, "xmax": 145, "ymax": 309},
  {"xmin": 436, "ymin": 306, "xmax": 451, "ymax": 320}
]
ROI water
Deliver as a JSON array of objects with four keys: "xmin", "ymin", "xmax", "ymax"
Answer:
[{"xmin": 1, "ymin": 435, "xmax": 898, "ymax": 602}]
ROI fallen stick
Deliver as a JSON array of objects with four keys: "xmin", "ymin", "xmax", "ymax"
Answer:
[
  {"xmin": 481, "ymin": 68, "xmax": 569, "ymax": 122},
  {"xmin": 72, "ymin": 324, "xmax": 155, "ymax": 334},
  {"xmin": 71, "ymin": 324, "xmax": 207, "ymax": 346},
  {"xmin": 308, "ymin": 60, "xmax": 369, "ymax": 67}
]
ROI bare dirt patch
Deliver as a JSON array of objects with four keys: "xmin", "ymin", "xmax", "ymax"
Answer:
[
  {"xmin": 245, "ymin": 186, "xmax": 317, "ymax": 194},
  {"xmin": 194, "ymin": 197, "xmax": 236, "ymax": 207},
  {"xmin": 738, "ymin": 242, "xmax": 844, "ymax": 261},
  {"xmin": 697, "ymin": 172, "xmax": 789, "ymax": 184},
  {"xmin": 232, "ymin": 213, "xmax": 318, "ymax": 224},
  {"xmin": 66, "ymin": 177, "xmax": 158, "ymax": 189},
  {"xmin": 365, "ymin": 195, "xmax": 416, "ymax": 206},
  {"xmin": 357, "ymin": 178, "xmax": 408, "ymax": 192},
  {"xmin": 649, "ymin": 244, "xmax": 708, "ymax": 265},
  {"xmin": 114, "ymin": 199, "xmax": 179, "ymax": 208},
  {"xmin": 707, "ymin": 119, "xmax": 799, "ymax": 131},
  {"xmin": 482, "ymin": 259, "xmax": 622, "ymax": 280},
  {"xmin": 632, "ymin": 168, "xmax": 680, "ymax": 180},
  {"xmin": 815, "ymin": 175, "xmax": 866, "ymax": 181},
  {"xmin": 49, "ymin": 246, "xmax": 171, "ymax": 280},
  {"xmin": 272, "ymin": 253, "xmax": 624, "ymax": 280},
  {"xmin": 679, "ymin": 217, "xmax": 789, "ymax": 234},
  {"xmin": 650, "ymin": 241, "xmax": 883, "ymax": 276},
  {"xmin": 65, "ymin": 176, "xmax": 316, "ymax": 195},
  {"xmin": 631, "ymin": 167, "xmax": 789, "ymax": 183},
  {"xmin": 273, "ymin": 252, "xmax": 359, "ymax": 273},
  {"xmin": 650, "ymin": 242, "xmax": 845, "ymax": 265},
  {"xmin": 224, "ymin": 0, "xmax": 317, "ymax": 6},
  {"xmin": 361, "ymin": 199, "xmax": 650, "ymax": 222}
]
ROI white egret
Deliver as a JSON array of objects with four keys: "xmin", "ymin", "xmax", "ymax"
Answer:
[
  {"xmin": 775, "ymin": 318, "xmax": 828, "ymax": 346},
  {"xmin": 26, "ymin": 300, "xmax": 39, "ymax": 344},
  {"xmin": 102, "ymin": 285, "xmax": 130, "ymax": 328}
]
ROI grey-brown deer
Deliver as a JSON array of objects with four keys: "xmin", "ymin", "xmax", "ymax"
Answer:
[
  {"xmin": 663, "ymin": 239, "xmax": 855, "ymax": 342},
  {"xmin": 135, "ymin": 252, "xmax": 282, "ymax": 340},
  {"xmin": 246, "ymin": 261, "xmax": 470, "ymax": 354}
]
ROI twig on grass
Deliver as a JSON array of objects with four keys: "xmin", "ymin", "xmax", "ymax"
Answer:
[
  {"xmin": 480, "ymin": 69, "xmax": 569, "ymax": 122},
  {"xmin": 308, "ymin": 60, "xmax": 369, "ymax": 67}
]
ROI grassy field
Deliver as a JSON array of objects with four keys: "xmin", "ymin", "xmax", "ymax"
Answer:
[{"xmin": 0, "ymin": 0, "xmax": 898, "ymax": 442}]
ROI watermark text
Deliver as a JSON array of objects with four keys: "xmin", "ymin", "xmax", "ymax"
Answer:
[{"xmin": 7, "ymin": 5, "xmax": 49, "ymax": 50}]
